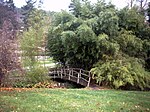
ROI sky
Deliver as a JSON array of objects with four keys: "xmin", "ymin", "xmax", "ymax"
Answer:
[{"xmin": 13, "ymin": 0, "xmax": 128, "ymax": 12}]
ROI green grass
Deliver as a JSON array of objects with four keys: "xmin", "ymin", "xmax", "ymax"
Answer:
[
  {"xmin": 0, "ymin": 89, "xmax": 150, "ymax": 112},
  {"xmin": 38, "ymin": 57, "xmax": 55, "ymax": 64}
]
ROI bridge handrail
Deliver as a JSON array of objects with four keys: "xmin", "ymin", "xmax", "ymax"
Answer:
[
  {"xmin": 49, "ymin": 67, "xmax": 91, "ymax": 87},
  {"xmin": 71, "ymin": 68, "xmax": 90, "ymax": 73},
  {"xmin": 62, "ymin": 68, "xmax": 90, "ymax": 77}
]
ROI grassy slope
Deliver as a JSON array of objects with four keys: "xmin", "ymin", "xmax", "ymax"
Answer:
[{"xmin": 0, "ymin": 89, "xmax": 150, "ymax": 112}]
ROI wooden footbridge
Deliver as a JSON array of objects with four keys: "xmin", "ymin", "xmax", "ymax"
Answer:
[{"xmin": 49, "ymin": 67, "xmax": 92, "ymax": 87}]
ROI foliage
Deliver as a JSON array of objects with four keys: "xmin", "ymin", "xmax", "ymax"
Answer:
[
  {"xmin": 21, "ymin": 0, "xmax": 44, "ymax": 29},
  {"xmin": 21, "ymin": 0, "xmax": 36, "ymax": 29},
  {"xmin": 20, "ymin": 27, "xmax": 43, "ymax": 66},
  {"xmin": 95, "ymin": 7, "xmax": 119, "ymax": 36},
  {"xmin": 117, "ymin": 7, "xmax": 150, "ymax": 40},
  {"xmin": 117, "ymin": 7, "xmax": 150, "ymax": 69},
  {"xmin": 13, "ymin": 81, "xmax": 34, "ymax": 88},
  {"xmin": 20, "ymin": 8, "xmax": 49, "ymax": 66},
  {"xmin": 47, "ymin": 1, "xmax": 119, "ymax": 69},
  {"xmin": 33, "ymin": 81, "xmax": 53, "ymax": 88},
  {"xmin": 25, "ymin": 66, "xmax": 49, "ymax": 84},
  {"xmin": 0, "ymin": 0, "xmax": 17, "ymax": 28},
  {"xmin": 91, "ymin": 55, "xmax": 150, "ymax": 90},
  {"xmin": 0, "ymin": 1, "xmax": 20, "ymax": 86},
  {"xmin": 13, "ymin": 80, "xmax": 53, "ymax": 88},
  {"xmin": 115, "ymin": 30, "xmax": 143, "ymax": 57},
  {"xmin": 47, "ymin": 0, "xmax": 150, "ymax": 90},
  {"xmin": 12, "ymin": 66, "xmax": 51, "ymax": 88},
  {"xmin": 20, "ymin": 9, "xmax": 50, "ymax": 84},
  {"xmin": 48, "ymin": 24, "xmax": 119, "ymax": 69}
]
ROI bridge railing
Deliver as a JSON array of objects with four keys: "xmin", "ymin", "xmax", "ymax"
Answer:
[{"xmin": 49, "ymin": 67, "xmax": 91, "ymax": 87}]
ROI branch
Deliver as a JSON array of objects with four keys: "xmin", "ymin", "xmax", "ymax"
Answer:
[{"xmin": 142, "ymin": 0, "xmax": 148, "ymax": 8}]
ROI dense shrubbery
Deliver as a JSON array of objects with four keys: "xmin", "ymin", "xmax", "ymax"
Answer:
[
  {"xmin": 13, "ymin": 80, "xmax": 54, "ymax": 88},
  {"xmin": 91, "ymin": 55, "xmax": 150, "ymax": 90},
  {"xmin": 25, "ymin": 66, "xmax": 49, "ymax": 84},
  {"xmin": 12, "ymin": 66, "xmax": 51, "ymax": 88},
  {"xmin": 47, "ymin": 0, "xmax": 150, "ymax": 90}
]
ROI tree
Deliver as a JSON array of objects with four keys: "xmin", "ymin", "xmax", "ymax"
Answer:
[
  {"xmin": 21, "ymin": 0, "xmax": 44, "ymax": 29},
  {"xmin": 128, "ymin": 0, "xmax": 136, "ymax": 8},
  {"xmin": 127, "ymin": 0, "xmax": 148, "ymax": 9},
  {"xmin": 20, "ymin": 9, "xmax": 49, "ymax": 67},
  {"xmin": 117, "ymin": 7, "xmax": 150, "ymax": 69},
  {"xmin": 91, "ymin": 5, "xmax": 150, "ymax": 90},
  {"xmin": 0, "ymin": 1, "xmax": 20, "ymax": 85},
  {"xmin": 6, "ymin": 0, "xmax": 15, "ymax": 10},
  {"xmin": 47, "ymin": 1, "xmax": 119, "ymax": 70},
  {"xmin": 69, "ymin": 0, "xmax": 82, "ymax": 18},
  {"xmin": 47, "ymin": 0, "xmax": 150, "ymax": 90},
  {"xmin": 20, "ymin": 9, "xmax": 50, "ymax": 84},
  {"xmin": 91, "ymin": 55, "xmax": 150, "ymax": 90},
  {"xmin": 21, "ymin": 0, "xmax": 37, "ymax": 29},
  {"xmin": 115, "ymin": 30, "xmax": 143, "ymax": 57},
  {"xmin": 137, "ymin": 0, "xmax": 148, "ymax": 10},
  {"xmin": 117, "ymin": 7, "xmax": 150, "ymax": 39},
  {"xmin": 0, "ymin": 0, "xmax": 18, "ymax": 29}
]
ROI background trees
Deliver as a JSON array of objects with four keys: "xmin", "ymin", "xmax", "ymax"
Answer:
[
  {"xmin": 47, "ymin": 1, "xmax": 119, "ymax": 69},
  {"xmin": 47, "ymin": 0, "xmax": 150, "ymax": 90}
]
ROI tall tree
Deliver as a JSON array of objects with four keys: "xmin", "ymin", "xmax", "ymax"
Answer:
[
  {"xmin": 21, "ymin": 0, "xmax": 36, "ymax": 29},
  {"xmin": 69, "ymin": 0, "xmax": 82, "ymax": 18},
  {"xmin": 0, "ymin": 0, "xmax": 17, "ymax": 29},
  {"xmin": 6, "ymin": 0, "xmax": 15, "ymax": 10},
  {"xmin": 48, "ymin": 1, "xmax": 119, "ymax": 69},
  {"xmin": 20, "ymin": 9, "xmax": 50, "ymax": 67},
  {"xmin": 0, "ymin": 1, "xmax": 20, "ymax": 86},
  {"xmin": 21, "ymin": 0, "xmax": 44, "ymax": 29}
]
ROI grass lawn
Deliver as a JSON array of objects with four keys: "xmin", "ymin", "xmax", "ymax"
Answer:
[
  {"xmin": 38, "ymin": 57, "xmax": 55, "ymax": 64},
  {"xmin": 0, "ymin": 88, "xmax": 150, "ymax": 112}
]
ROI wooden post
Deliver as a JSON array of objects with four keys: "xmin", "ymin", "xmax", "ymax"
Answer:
[
  {"xmin": 54, "ymin": 70, "xmax": 56, "ymax": 79},
  {"xmin": 64, "ymin": 69, "xmax": 66, "ymax": 76},
  {"xmin": 56, "ymin": 69, "xmax": 58, "ymax": 77},
  {"xmin": 87, "ymin": 72, "xmax": 91, "ymax": 87},
  {"xmin": 72, "ymin": 69, "xmax": 73, "ymax": 76},
  {"xmin": 55, "ymin": 69, "xmax": 57, "ymax": 77},
  {"xmin": 61, "ymin": 69, "xmax": 63, "ymax": 79},
  {"xmin": 68, "ymin": 70, "xmax": 71, "ymax": 80},
  {"xmin": 79, "ymin": 69, "xmax": 81, "ymax": 78},
  {"xmin": 77, "ymin": 73, "xmax": 80, "ymax": 83}
]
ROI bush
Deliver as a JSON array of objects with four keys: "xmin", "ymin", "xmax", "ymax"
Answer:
[
  {"xmin": 91, "ymin": 55, "xmax": 150, "ymax": 90},
  {"xmin": 25, "ymin": 66, "xmax": 49, "ymax": 84},
  {"xmin": 13, "ymin": 81, "xmax": 54, "ymax": 88},
  {"xmin": 33, "ymin": 81, "xmax": 54, "ymax": 88},
  {"xmin": 13, "ymin": 81, "xmax": 34, "ymax": 88}
]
